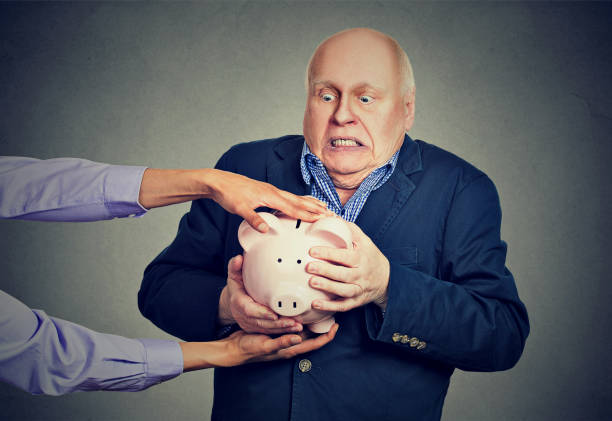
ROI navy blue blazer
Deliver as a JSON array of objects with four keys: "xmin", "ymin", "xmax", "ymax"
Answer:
[{"xmin": 139, "ymin": 134, "xmax": 529, "ymax": 421}]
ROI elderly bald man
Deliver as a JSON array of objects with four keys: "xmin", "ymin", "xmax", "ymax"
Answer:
[{"xmin": 139, "ymin": 28, "xmax": 529, "ymax": 421}]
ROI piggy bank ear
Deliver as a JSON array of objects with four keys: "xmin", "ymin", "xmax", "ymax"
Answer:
[
  {"xmin": 238, "ymin": 212, "xmax": 283, "ymax": 251},
  {"xmin": 306, "ymin": 216, "xmax": 352, "ymax": 249}
]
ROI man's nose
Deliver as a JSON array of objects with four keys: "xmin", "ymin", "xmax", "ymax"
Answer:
[{"xmin": 332, "ymin": 98, "xmax": 356, "ymax": 125}]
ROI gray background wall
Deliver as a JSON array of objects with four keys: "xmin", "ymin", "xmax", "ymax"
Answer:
[{"xmin": 1, "ymin": 1, "xmax": 610, "ymax": 420}]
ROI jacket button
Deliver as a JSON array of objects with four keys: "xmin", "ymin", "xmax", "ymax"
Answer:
[
  {"xmin": 298, "ymin": 359, "xmax": 312, "ymax": 373},
  {"xmin": 392, "ymin": 333, "xmax": 402, "ymax": 343},
  {"xmin": 409, "ymin": 337, "xmax": 420, "ymax": 347},
  {"xmin": 417, "ymin": 341, "xmax": 427, "ymax": 350},
  {"xmin": 400, "ymin": 335, "xmax": 409, "ymax": 344}
]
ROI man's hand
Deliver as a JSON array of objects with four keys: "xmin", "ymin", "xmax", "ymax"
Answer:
[
  {"xmin": 306, "ymin": 222, "xmax": 391, "ymax": 312},
  {"xmin": 180, "ymin": 324, "xmax": 338, "ymax": 370},
  {"xmin": 203, "ymin": 169, "xmax": 329, "ymax": 232},
  {"xmin": 218, "ymin": 255, "xmax": 304, "ymax": 334}
]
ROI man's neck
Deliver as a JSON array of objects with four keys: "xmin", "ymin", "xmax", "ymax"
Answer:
[
  {"xmin": 335, "ymin": 186, "xmax": 358, "ymax": 206},
  {"xmin": 328, "ymin": 171, "xmax": 370, "ymax": 206}
]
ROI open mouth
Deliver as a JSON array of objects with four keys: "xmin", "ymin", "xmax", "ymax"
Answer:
[{"xmin": 330, "ymin": 137, "xmax": 363, "ymax": 147}]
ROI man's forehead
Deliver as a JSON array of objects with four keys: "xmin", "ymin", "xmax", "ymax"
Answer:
[
  {"xmin": 309, "ymin": 34, "xmax": 400, "ymax": 83},
  {"xmin": 309, "ymin": 54, "xmax": 399, "ymax": 90},
  {"xmin": 315, "ymin": 39, "xmax": 395, "ymax": 63}
]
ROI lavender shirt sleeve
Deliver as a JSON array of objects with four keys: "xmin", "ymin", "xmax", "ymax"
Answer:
[
  {"xmin": 0, "ymin": 157, "xmax": 184, "ymax": 393},
  {"xmin": 0, "ymin": 156, "xmax": 148, "ymax": 221},
  {"xmin": 0, "ymin": 290, "xmax": 183, "ymax": 395}
]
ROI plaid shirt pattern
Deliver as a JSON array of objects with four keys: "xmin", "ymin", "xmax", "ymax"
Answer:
[{"xmin": 300, "ymin": 142, "xmax": 399, "ymax": 222}]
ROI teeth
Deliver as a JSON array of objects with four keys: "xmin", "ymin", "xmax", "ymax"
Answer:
[{"xmin": 332, "ymin": 139, "xmax": 359, "ymax": 147}]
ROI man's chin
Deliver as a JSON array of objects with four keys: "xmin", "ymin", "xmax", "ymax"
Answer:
[
  {"xmin": 322, "ymin": 154, "xmax": 369, "ymax": 174},
  {"xmin": 327, "ymin": 166, "xmax": 372, "ymax": 188}
]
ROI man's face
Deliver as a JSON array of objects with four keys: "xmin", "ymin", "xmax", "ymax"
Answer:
[{"xmin": 303, "ymin": 31, "xmax": 414, "ymax": 189}]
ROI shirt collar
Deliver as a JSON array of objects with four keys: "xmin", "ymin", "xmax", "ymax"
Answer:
[{"xmin": 300, "ymin": 141, "xmax": 399, "ymax": 188}]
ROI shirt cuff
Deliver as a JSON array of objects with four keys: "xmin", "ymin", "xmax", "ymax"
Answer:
[
  {"xmin": 138, "ymin": 339, "xmax": 183, "ymax": 388},
  {"xmin": 104, "ymin": 165, "xmax": 148, "ymax": 218}
]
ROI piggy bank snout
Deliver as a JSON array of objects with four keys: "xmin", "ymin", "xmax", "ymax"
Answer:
[{"xmin": 270, "ymin": 293, "xmax": 308, "ymax": 317}]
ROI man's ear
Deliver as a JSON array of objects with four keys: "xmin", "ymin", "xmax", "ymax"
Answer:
[
  {"xmin": 404, "ymin": 86, "xmax": 415, "ymax": 132},
  {"xmin": 238, "ymin": 212, "xmax": 283, "ymax": 251},
  {"xmin": 306, "ymin": 217, "xmax": 352, "ymax": 249}
]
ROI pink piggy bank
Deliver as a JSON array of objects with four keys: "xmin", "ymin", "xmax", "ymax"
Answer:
[{"xmin": 238, "ymin": 212, "xmax": 352, "ymax": 333}]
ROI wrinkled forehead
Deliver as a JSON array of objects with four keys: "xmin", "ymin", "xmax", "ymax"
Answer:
[{"xmin": 308, "ymin": 33, "xmax": 401, "ymax": 91}]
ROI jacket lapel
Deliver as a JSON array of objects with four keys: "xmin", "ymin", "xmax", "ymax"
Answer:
[
  {"xmin": 265, "ymin": 134, "xmax": 422, "ymax": 245},
  {"xmin": 267, "ymin": 136, "xmax": 309, "ymax": 196},
  {"xmin": 356, "ymin": 136, "xmax": 423, "ymax": 244}
]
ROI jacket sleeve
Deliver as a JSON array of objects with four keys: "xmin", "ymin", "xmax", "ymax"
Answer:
[
  {"xmin": 365, "ymin": 175, "xmax": 529, "ymax": 372},
  {"xmin": 138, "ymin": 152, "xmax": 234, "ymax": 342}
]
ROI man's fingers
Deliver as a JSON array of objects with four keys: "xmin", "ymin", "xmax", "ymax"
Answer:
[
  {"xmin": 306, "ymin": 260, "xmax": 354, "ymax": 283},
  {"xmin": 309, "ymin": 276, "xmax": 362, "ymax": 298},
  {"xmin": 227, "ymin": 255, "xmax": 244, "ymax": 280},
  {"xmin": 245, "ymin": 317, "xmax": 303, "ymax": 332},
  {"xmin": 242, "ymin": 323, "xmax": 303, "ymax": 335},
  {"xmin": 237, "ymin": 296, "xmax": 279, "ymax": 321},
  {"xmin": 309, "ymin": 246, "xmax": 358, "ymax": 267}
]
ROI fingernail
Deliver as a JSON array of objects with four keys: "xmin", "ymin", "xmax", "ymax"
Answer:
[
  {"xmin": 257, "ymin": 223, "xmax": 268, "ymax": 232},
  {"xmin": 292, "ymin": 325, "xmax": 302, "ymax": 332},
  {"xmin": 282, "ymin": 320, "xmax": 294, "ymax": 327},
  {"xmin": 310, "ymin": 278, "xmax": 319, "ymax": 287},
  {"xmin": 290, "ymin": 336, "xmax": 301, "ymax": 344},
  {"xmin": 267, "ymin": 313, "xmax": 277, "ymax": 320},
  {"xmin": 310, "ymin": 248, "xmax": 320, "ymax": 258},
  {"xmin": 312, "ymin": 301, "xmax": 321, "ymax": 309},
  {"xmin": 308, "ymin": 263, "xmax": 318, "ymax": 273}
]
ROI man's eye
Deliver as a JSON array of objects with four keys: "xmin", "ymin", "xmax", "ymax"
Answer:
[
  {"xmin": 359, "ymin": 95, "xmax": 374, "ymax": 104},
  {"xmin": 321, "ymin": 93, "xmax": 336, "ymax": 102}
]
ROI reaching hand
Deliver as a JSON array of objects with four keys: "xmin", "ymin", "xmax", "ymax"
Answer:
[
  {"xmin": 224, "ymin": 323, "xmax": 339, "ymax": 365},
  {"xmin": 139, "ymin": 168, "xmax": 329, "ymax": 233},
  {"xmin": 306, "ymin": 222, "xmax": 390, "ymax": 312},
  {"xmin": 180, "ymin": 324, "xmax": 338, "ymax": 370},
  {"xmin": 205, "ymin": 169, "xmax": 329, "ymax": 232},
  {"xmin": 218, "ymin": 255, "xmax": 304, "ymax": 334}
]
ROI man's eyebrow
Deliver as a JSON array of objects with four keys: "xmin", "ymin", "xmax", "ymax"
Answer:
[
  {"xmin": 311, "ymin": 80, "xmax": 336, "ymax": 88},
  {"xmin": 311, "ymin": 80, "xmax": 385, "ymax": 92},
  {"xmin": 353, "ymin": 82, "xmax": 385, "ymax": 92}
]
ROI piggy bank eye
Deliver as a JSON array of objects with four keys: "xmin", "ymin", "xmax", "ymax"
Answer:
[
  {"xmin": 297, "ymin": 259, "xmax": 302, "ymax": 264},
  {"xmin": 277, "ymin": 258, "xmax": 282, "ymax": 263}
]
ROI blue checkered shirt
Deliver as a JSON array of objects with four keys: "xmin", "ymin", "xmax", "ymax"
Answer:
[{"xmin": 300, "ymin": 142, "xmax": 399, "ymax": 222}]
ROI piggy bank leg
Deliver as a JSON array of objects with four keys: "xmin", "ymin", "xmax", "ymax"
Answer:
[{"xmin": 307, "ymin": 317, "xmax": 335, "ymax": 334}]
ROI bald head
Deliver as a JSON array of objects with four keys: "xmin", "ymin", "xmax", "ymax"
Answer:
[{"xmin": 306, "ymin": 28, "xmax": 414, "ymax": 96}]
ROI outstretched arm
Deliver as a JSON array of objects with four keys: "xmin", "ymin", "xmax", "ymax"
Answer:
[
  {"xmin": 0, "ymin": 289, "xmax": 337, "ymax": 395},
  {"xmin": 0, "ymin": 156, "xmax": 327, "ymax": 230},
  {"xmin": 180, "ymin": 324, "xmax": 338, "ymax": 370},
  {"xmin": 139, "ymin": 167, "xmax": 328, "ymax": 232}
]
